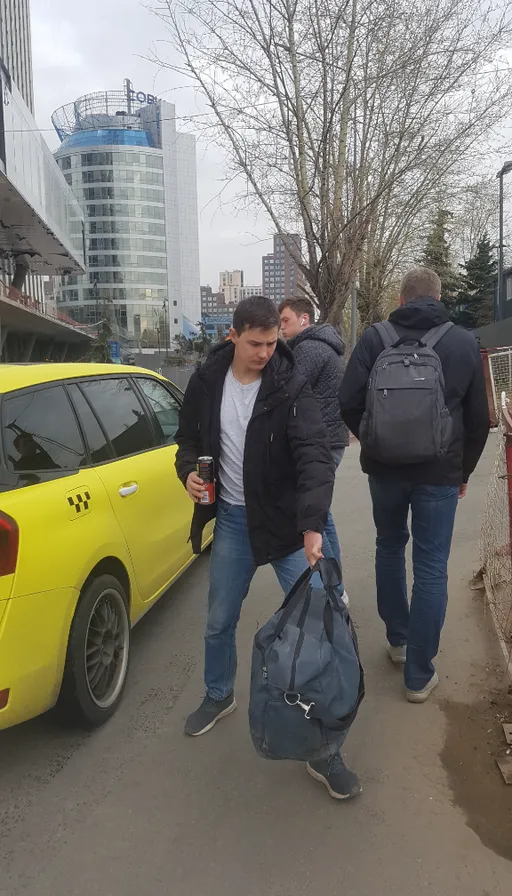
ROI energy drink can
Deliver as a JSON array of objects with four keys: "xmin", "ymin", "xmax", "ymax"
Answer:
[{"xmin": 197, "ymin": 456, "xmax": 215, "ymax": 504}]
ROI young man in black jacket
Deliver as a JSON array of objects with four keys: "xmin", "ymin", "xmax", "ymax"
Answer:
[
  {"xmin": 339, "ymin": 268, "xmax": 489, "ymax": 703},
  {"xmin": 280, "ymin": 297, "xmax": 350, "ymax": 588},
  {"xmin": 176, "ymin": 296, "xmax": 361, "ymax": 799}
]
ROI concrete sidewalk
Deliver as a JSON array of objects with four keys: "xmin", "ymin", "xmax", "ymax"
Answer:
[{"xmin": 0, "ymin": 437, "xmax": 511, "ymax": 895}]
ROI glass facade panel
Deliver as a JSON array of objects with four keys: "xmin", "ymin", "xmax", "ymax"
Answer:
[
  {"xmin": 88, "ymin": 236, "xmax": 165, "ymax": 252},
  {"xmin": 88, "ymin": 219, "xmax": 166, "ymax": 236},
  {"xmin": 82, "ymin": 186, "xmax": 164, "ymax": 202},
  {"xmin": 80, "ymin": 151, "xmax": 163, "ymax": 169},
  {"xmin": 82, "ymin": 168, "xmax": 163, "ymax": 185},
  {"xmin": 88, "ymin": 254, "xmax": 166, "ymax": 269},
  {"xmin": 59, "ymin": 129, "xmax": 155, "ymax": 150},
  {"xmin": 85, "ymin": 204, "xmax": 165, "ymax": 220},
  {"xmin": 87, "ymin": 271, "xmax": 167, "ymax": 285}
]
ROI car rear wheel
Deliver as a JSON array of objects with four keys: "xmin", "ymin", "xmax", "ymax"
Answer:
[{"xmin": 57, "ymin": 574, "xmax": 130, "ymax": 727}]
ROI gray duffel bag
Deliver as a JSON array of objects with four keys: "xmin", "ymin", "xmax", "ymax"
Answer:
[{"xmin": 249, "ymin": 557, "xmax": 364, "ymax": 762}]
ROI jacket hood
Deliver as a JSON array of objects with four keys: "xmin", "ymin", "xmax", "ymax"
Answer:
[
  {"xmin": 289, "ymin": 323, "xmax": 345, "ymax": 356},
  {"xmin": 388, "ymin": 296, "xmax": 450, "ymax": 330},
  {"xmin": 198, "ymin": 337, "xmax": 296, "ymax": 390}
]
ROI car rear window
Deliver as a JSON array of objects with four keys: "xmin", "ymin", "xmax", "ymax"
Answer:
[
  {"xmin": 3, "ymin": 386, "xmax": 86, "ymax": 473},
  {"xmin": 79, "ymin": 378, "xmax": 155, "ymax": 459}
]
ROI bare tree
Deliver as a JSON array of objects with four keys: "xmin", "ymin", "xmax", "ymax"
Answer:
[
  {"xmin": 357, "ymin": 175, "xmax": 505, "ymax": 326},
  {"xmin": 151, "ymin": 0, "xmax": 512, "ymax": 326},
  {"xmin": 450, "ymin": 179, "xmax": 499, "ymax": 263}
]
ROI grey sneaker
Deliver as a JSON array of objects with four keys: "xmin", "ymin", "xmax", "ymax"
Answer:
[
  {"xmin": 184, "ymin": 693, "xmax": 236, "ymax": 736},
  {"xmin": 406, "ymin": 672, "xmax": 439, "ymax": 703},
  {"xmin": 387, "ymin": 642, "xmax": 406, "ymax": 665},
  {"xmin": 307, "ymin": 754, "xmax": 362, "ymax": 800}
]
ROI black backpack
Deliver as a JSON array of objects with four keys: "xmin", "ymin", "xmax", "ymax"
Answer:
[{"xmin": 359, "ymin": 320, "xmax": 454, "ymax": 465}]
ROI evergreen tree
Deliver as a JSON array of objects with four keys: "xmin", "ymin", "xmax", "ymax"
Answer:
[
  {"xmin": 456, "ymin": 233, "xmax": 497, "ymax": 329},
  {"xmin": 419, "ymin": 208, "xmax": 460, "ymax": 315}
]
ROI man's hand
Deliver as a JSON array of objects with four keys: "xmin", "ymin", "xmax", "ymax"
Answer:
[
  {"xmin": 459, "ymin": 483, "xmax": 468, "ymax": 499},
  {"xmin": 304, "ymin": 531, "xmax": 323, "ymax": 567},
  {"xmin": 186, "ymin": 471, "xmax": 205, "ymax": 502}
]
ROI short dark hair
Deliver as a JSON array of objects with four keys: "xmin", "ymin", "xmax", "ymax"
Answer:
[
  {"xmin": 400, "ymin": 267, "xmax": 442, "ymax": 303},
  {"xmin": 278, "ymin": 296, "xmax": 315, "ymax": 322},
  {"xmin": 232, "ymin": 296, "xmax": 280, "ymax": 334}
]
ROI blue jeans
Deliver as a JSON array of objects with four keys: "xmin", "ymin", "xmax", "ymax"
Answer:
[
  {"xmin": 324, "ymin": 448, "xmax": 344, "ymax": 570},
  {"xmin": 369, "ymin": 478, "xmax": 459, "ymax": 691},
  {"xmin": 205, "ymin": 499, "xmax": 339, "ymax": 700}
]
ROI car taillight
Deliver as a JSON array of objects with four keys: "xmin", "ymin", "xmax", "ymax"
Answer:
[{"xmin": 0, "ymin": 512, "xmax": 19, "ymax": 576}]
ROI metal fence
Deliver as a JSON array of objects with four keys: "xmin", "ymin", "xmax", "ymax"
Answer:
[
  {"xmin": 485, "ymin": 348, "xmax": 512, "ymax": 421},
  {"xmin": 478, "ymin": 351, "xmax": 512, "ymax": 674}
]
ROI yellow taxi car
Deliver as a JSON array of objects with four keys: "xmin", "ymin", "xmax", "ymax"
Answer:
[{"xmin": 0, "ymin": 363, "xmax": 208, "ymax": 730}]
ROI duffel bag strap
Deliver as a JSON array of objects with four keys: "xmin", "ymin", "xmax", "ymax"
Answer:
[
  {"xmin": 314, "ymin": 556, "xmax": 343, "ymax": 595},
  {"xmin": 278, "ymin": 563, "xmax": 313, "ymax": 611},
  {"xmin": 274, "ymin": 557, "xmax": 343, "ymax": 641},
  {"xmin": 273, "ymin": 567, "xmax": 314, "ymax": 638}
]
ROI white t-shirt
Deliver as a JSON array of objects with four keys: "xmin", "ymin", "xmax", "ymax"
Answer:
[{"xmin": 219, "ymin": 366, "xmax": 261, "ymax": 505}]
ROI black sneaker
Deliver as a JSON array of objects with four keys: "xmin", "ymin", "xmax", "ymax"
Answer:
[
  {"xmin": 307, "ymin": 754, "xmax": 362, "ymax": 800},
  {"xmin": 184, "ymin": 693, "xmax": 236, "ymax": 737}
]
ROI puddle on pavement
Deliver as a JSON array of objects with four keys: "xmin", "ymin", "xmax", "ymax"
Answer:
[{"xmin": 440, "ymin": 692, "xmax": 512, "ymax": 862}]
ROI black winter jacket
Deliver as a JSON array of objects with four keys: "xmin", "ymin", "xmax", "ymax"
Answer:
[
  {"xmin": 288, "ymin": 325, "xmax": 350, "ymax": 449},
  {"xmin": 175, "ymin": 339, "xmax": 335, "ymax": 565},
  {"xmin": 339, "ymin": 297, "xmax": 490, "ymax": 485}
]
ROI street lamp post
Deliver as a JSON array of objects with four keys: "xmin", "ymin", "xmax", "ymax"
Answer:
[
  {"xmin": 496, "ymin": 161, "xmax": 512, "ymax": 321},
  {"xmin": 92, "ymin": 278, "xmax": 99, "ymax": 328},
  {"xmin": 163, "ymin": 298, "xmax": 169, "ymax": 356}
]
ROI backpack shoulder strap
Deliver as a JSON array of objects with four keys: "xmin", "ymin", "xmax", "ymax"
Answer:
[
  {"xmin": 373, "ymin": 320, "xmax": 399, "ymax": 350},
  {"xmin": 422, "ymin": 321, "xmax": 454, "ymax": 350}
]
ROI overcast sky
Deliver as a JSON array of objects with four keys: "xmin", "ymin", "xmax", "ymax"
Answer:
[{"xmin": 30, "ymin": 0, "xmax": 271, "ymax": 288}]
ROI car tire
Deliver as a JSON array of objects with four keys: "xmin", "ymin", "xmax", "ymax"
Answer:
[{"xmin": 57, "ymin": 574, "xmax": 130, "ymax": 727}]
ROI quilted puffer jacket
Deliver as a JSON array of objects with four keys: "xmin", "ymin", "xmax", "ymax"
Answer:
[{"xmin": 288, "ymin": 324, "xmax": 350, "ymax": 449}]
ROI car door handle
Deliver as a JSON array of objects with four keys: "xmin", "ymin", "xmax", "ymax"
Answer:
[{"xmin": 119, "ymin": 483, "xmax": 139, "ymax": 498}]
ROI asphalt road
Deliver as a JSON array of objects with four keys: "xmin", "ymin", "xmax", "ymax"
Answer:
[{"xmin": 1, "ymin": 439, "xmax": 511, "ymax": 896}]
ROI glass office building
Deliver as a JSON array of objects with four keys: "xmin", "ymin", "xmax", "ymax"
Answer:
[
  {"xmin": 0, "ymin": 0, "xmax": 34, "ymax": 112},
  {"xmin": 52, "ymin": 87, "xmax": 201, "ymax": 349},
  {"xmin": 0, "ymin": 0, "xmax": 84, "ymax": 313}
]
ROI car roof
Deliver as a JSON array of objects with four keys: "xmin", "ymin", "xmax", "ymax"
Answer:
[{"xmin": 0, "ymin": 364, "xmax": 166, "ymax": 395}]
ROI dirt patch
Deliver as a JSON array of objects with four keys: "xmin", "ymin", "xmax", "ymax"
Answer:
[{"xmin": 440, "ymin": 691, "xmax": 512, "ymax": 862}]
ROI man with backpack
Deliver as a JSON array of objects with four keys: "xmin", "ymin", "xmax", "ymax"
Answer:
[
  {"xmin": 339, "ymin": 267, "xmax": 489, "ymax": 702},
  {"xmin": 279, "ymin": 297, "xmax": 350, "ymax": 587},
  {"xmin": 176, "ymin": 295, "xmax": 361, "ymax": 799}
]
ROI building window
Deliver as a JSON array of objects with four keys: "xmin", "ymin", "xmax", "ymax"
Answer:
[
  {"xmin": 174, "ymin": 318, "xmax": 179, "ymax": 324},
  {"xmin": 173, "ymin": 300, "xmax": 177, "ymax": 306}
]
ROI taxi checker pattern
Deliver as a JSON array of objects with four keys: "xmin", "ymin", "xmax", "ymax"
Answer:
[{"xmin": 67, "ymin": 490, "xmax": 91, "ymax": 515}]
